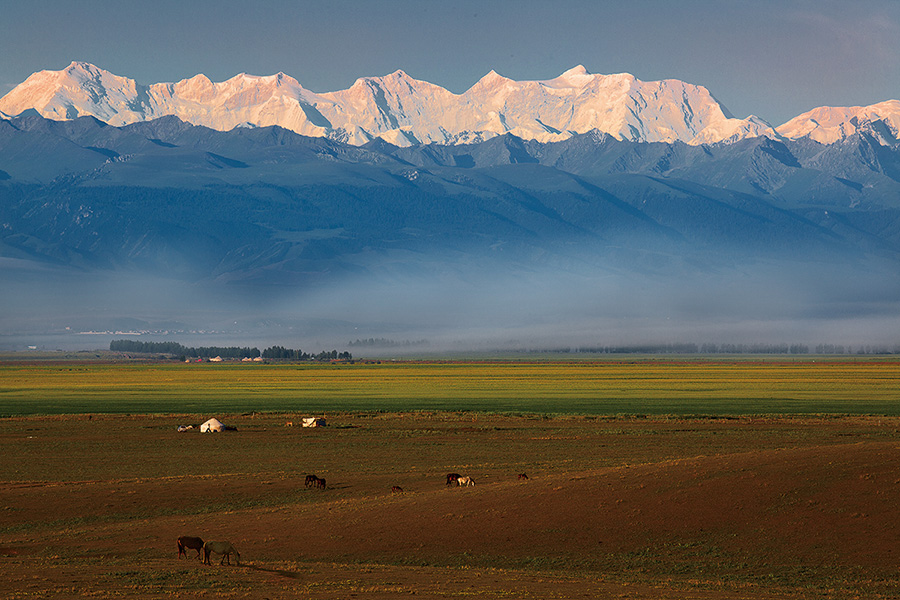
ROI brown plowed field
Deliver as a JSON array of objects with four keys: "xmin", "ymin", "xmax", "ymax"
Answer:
[{"xmin": 2, "ymin": 413, "xmax": 900, "ymax": 598}]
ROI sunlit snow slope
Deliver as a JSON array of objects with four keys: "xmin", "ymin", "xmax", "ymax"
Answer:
[{"xmin": 0, "ymin": 62, "xmax": 775, "ymax": 147}]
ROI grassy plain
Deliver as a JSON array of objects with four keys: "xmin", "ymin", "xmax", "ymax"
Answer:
[
  {"xmin": 1, "ymin": 358, "xmax": 899, "ymax": 416},
  {"xmin": 2, "ymin": 358, "xmax": 900, "ymax": 599}
]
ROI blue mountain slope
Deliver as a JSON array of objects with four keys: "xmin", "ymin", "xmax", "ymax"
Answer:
[{"xmin": 1, "ymin": 113, "xmax": 899, "ymax": 285}]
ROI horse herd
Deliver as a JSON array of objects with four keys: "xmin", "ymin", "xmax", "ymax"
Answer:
[{"xmin": 176, "ymin": 471, "xmax": 529, "ymax": 565}]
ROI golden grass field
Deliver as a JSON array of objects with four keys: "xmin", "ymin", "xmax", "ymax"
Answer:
[
  {"xmin": 2, "ymin": 358, "xmax": 900, "ymax": 599},
  {"xmin": 2, "ymin": 358, "xmax": 899, "ymax": 416}
]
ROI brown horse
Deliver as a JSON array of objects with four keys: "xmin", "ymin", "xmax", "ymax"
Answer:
[
  {"xmin": 177, "ymin": 536, "xmax": 204, "ymax": 560},
  {"xmin": 446, "ymin": 473, "xmax": 461, "ymax": 486},
  {"xmin": 306, "ymin": 475, "xmax": 326, "ymax": 489},
  {"xmin": 518, "ymin": 473, "xmax": 529, "ymax": 480},
  {"xmin": 391, "ymin": 485, "xmax": 403, "ymax": 493},
  {"xmin": 203, "ymin": 540, "xmax": 240, "ymax": 566}
]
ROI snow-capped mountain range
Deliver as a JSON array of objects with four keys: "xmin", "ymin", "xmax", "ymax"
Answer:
[{"xmin": 7, "ymin": 61, "xmax": 896, "ymax": 148}]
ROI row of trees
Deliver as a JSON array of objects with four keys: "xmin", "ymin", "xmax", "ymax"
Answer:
[
  {"xmin": 110, "ymin": 340, "xmax": 352, "ymax": 361},
  {"xmin": 261, "ymin": 346, "xmax": 351, "ymax": 361},
  {"xmin": 110, "ymin": 339, "xmax": 260, "ymax": 358},
  {"xmin": 563, "ymin": 343, "xmax": 900, "ymax": 355},
  {"xmin": 348, "ymin": 338, "xmax": 427, "ymax": 348}
]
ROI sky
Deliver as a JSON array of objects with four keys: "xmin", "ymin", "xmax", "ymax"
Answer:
[{"xmin": 1, "ymin": 0, "xmax": 899, "ymax": 127}]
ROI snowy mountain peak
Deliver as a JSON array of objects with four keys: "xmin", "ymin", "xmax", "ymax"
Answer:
[
  {"xmin": 0, "ymin": 61, "xmax": 782, "ymax": 146},
  {"xmin": 468, "ymin": 69, "xmax": 515, "ymax": 92},
  {"xmin": 562, "ymin": 64, "xmax": 589, "ymax": 76},
  {"xmin": 62, "ymin": 61, "xmax": 105, "ymax": 78},
  {"xmin": 776, "ymin": 100, "xmax": 900, "ymax": 145},
  {"xmin": 545, "ymin": 65, "xmax": 596, "ymax": 88}
]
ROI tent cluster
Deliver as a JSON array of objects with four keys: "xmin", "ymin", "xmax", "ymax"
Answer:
[{"xmin": 178, "ymin": 418, "xmax": 238, "ymax": 432}]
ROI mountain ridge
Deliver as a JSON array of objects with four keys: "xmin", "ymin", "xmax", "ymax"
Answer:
[
  {"xmin": 0, "ymin": 61, "xmax": 783, "ymax": 147},
  {"xmin": 4, "ymin": 62, "xmax": 898, "ymax": 149}
]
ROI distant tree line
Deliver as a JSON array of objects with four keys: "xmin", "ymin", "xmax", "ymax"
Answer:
[
  {"xmin": 348, "ymin": 338, "xmax": 427, "ymax": 348},
  {"xmin": 697, "ymin": 343, "xmax": 811, "ymax": 355},
  {"xmin": 556, "ymin": 343, "xmax": 900, "ymax": 355},
  {"xmin": 261, "ymin": 345, "xmax": 306, "ymax": 360},
  {"xmin": 110, "ymin": 339, "xmax": 260, "ymax": 358},
  {"xmin": 571, "ymin": 343, "xmax": 812, "ymax": 355},
  {"xmin": 110, "ymin": 340, "xmax": 353, "ymax": 361},
  {"xmin": 261, "ymin": 346, "xmax": 351, "ymax": 361},
  {"xmin": 850, "ymin": 345, "xmax": 900, "ymax": 355}
]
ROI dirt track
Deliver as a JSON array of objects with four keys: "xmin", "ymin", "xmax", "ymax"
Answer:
[{"xmin": 2, "ymin": 414, "xmax": 900, "ymax": 598}]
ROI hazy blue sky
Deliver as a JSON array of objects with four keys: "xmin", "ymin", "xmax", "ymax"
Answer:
[{"xmin": 2, "ymin": 0, "xmax": 899, "ymax": 126}]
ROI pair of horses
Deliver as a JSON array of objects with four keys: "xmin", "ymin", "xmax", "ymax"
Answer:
[
  {"xmin": 305, "ymin": 474, "xmax": 326, "ymax": 489},
  {"xmin": 177, "ymin": 536, "xmax": 240, "ymax": 566},
  {"xmin": 445, "ymin": 472, "xmax": 528, "ymax": 486},
  {"xmin": 446, "ymin": 473, "xmax": 475, "ymax": 487}
]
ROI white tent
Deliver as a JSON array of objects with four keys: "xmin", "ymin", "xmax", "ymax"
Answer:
[
  {"xmin": 200, "ymin": 418, "xmax": 226, "ymax": 432},
  {"xmin": 302, "ymin": 417, "xmax": 326, "ymax": 428}
]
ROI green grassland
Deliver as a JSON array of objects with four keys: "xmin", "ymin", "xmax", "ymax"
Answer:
[{"xmin": 1, "ymin": 358, "xmax": 898, "ymax": 416}]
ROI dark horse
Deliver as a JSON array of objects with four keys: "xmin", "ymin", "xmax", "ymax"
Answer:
[
  {"xmin": 306, "ymin": 475, "xmax": 326, "ymax": 489},
  {"xmin": 391, "ymin": 485, "xmax": 403, "ymax": 493},
  {"xmin": 177, "ymin": 536, "xmax": 204, "ymax": 560},
  {"xmin": 518, "ymin": 473, "xmax": 529, "ymax": 480},
  {"xmin": 446, "ymin": 473, "xmax": 461, "ymax": 487},
  {"xmin": 305, "ymin": 474, "xmax": 318, "ymax": 487}
]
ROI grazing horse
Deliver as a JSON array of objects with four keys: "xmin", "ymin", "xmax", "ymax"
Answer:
[
  {"xmin": 518, "ymin": 473, "xmax": 529, "ymax": 480},
  {"xmin": 307, "ymin": 475, "xmax": 326, "ymax": 489},
  {"xmin": 305, "ymin": 474, "xmax": 318, "ymax": 487},
  {"xmin": 457, "ymin": 476, "xmax": 475, "ymax": 487},
  {"xmin": 446, "ymin": 473, "xmax": 461, "ymax": 487},
  {"xmin": 177, "ymin": 536, "xmax": 204, "ymax": 560},
  {"xmin": 203, "ymin": 541, "xmax": 240, "ymax": 566},
  {"xmin": 391, "ymin": 486, "xmax": 403, "ymax": 493}
]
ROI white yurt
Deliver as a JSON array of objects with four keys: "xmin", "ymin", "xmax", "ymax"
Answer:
[{"xmin": 200, "ymin": 418, "xmax": 226, "ymax": 432}]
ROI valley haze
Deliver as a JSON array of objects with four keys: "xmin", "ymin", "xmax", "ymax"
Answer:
[{"xmin": 1, "ymin": 63, "xmax": 899, "ymax": 353}]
